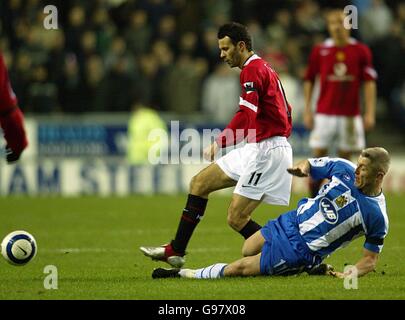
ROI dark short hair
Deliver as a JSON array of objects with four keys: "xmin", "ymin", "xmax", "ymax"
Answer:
[{"xmin": 217, "ymin": 22, "xmax": 253, "ymax": 51}]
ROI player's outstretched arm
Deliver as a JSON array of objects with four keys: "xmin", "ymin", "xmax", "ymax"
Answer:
[
  {"xmin": 287, "ymin": 159, "xmax": 311, "ymax": 177},
  {"xmin": 330, "ymin": 249, "xmax": 379, "ymax": 278}
]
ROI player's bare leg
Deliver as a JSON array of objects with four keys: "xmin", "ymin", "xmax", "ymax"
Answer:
[
  {"xmin": 241, "ymin": 230, "xmax": 265, "ymax": 257},
  {"xmin": 140, "ymin": 163, "xmax": 236, "ymax": 267},
  {"xmin": 152, "ymin": 254, "xmax": 262, "ymax": 279},
  {"xmin": 227, "ymin": 194, "xmax": 262, "ymax": 239},
  {"xmin": 189, "ymin": 163, "xmax": 236, "ymax": 198},
  {"xmin": 224, "ymin": 253, "xmax": 262, "ymax": 276},
  {"xmin": 309, "ymin": 147, "xmax": 328, "ymax": 197}
]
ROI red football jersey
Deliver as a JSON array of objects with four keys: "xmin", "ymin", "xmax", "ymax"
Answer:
[
  {"xmin": 304, "ymin": 38, "xmax": 377, "ymax": 116},
  {"xmin": 216, "ymin": 54, "xmax": 292, "ymax": 147},
  {"xmin": 0, "ymin": 52, "xmax": 17, "ymax": 112}
]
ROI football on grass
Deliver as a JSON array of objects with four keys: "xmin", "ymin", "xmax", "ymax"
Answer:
[{"xmin": 1, "ymin": 231, "xmax": 37, "ymax": 266}]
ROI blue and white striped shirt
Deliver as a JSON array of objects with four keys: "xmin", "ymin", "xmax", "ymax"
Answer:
[{"xmin": 293, "ymin": 157, "xmax": 388, "ymax": 259}]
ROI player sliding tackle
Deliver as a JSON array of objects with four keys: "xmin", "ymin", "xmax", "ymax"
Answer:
[
  {"xmin": 152, "ymin": 148, "xmax": 390, "ymax": 279},
  {"xmin": 141, "ymin": 22, "xmax": 293, "ymax": 268}
]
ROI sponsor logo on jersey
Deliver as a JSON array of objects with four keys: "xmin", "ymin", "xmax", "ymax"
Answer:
[{"xmin": 320, "ymin": 197, "xmax": 339, "ymax": 224}]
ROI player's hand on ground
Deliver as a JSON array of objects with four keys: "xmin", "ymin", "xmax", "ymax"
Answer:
[
  {"xmin": 329, "ymin": 270, "xmax": 345, "ymax": 278},
  {"xmin": 203, "ymin": 142, "xmax": 219, "ymax": 162},
  {"xmin": 303, "ymin": 112, "xmax": 314, "ymax": 130}
]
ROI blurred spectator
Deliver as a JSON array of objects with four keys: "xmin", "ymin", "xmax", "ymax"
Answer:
[
  {"xmin": 133, "ymin": 54, "xmax": 161, "ymax": 109},
  {"xmin": 46, "ymin": 31, "xmax": 67, "ymax": 83},
  {"xmin": 127, "ymin": 97, "xmax": 168, "ymax": 165},
  {"xmin": 178, "ymin": 32, "xmax": 198, "ymax": 56},
  {"xmin": 125, "ymin": 10, "xmax": 152, "ymax": 55},
  {"xmin": 26, "ymin": 64, "xmax": 58, "ymax": 113},
  {"xmin": 77, "ymin": 31, "xmax": 98, "ymax": 74},
  {"xmin": 65, "ymin": 5, "xmax": 87, "ymax": 53},
  {"xmin": 173, "ymin": 0, "xmax": 202, "ymax": 34},
  {"xmin": 372, "ymin": 20, "xmax": 405, "ymax": 101},
  {"xmin": 360, "ymin": 0, "xmax": 393, "ymax": 44},
  {"xmin": 59, "ymin": 54, "xmax": 83, "ymax": 113},
  {"xmin": 155, "ymin": 14, "xmax": 177, "ymax": 50},
  {"xmin": 202, "ymin": 0, "xmax": 232, "ymax": 28},
  {"xmin": 91, "ymin": 7, "xmax": 116, "ymax": 57},
  {"xmin": 96, "ymin": 55, "xmax": 135, "ymax": 112},
  {"xmin": 163, "ymin": 55, "xmax": 208, "ymax": 114},
  {"xmin": 0, "ymin": 0, "xmax": 401, "ymax": 125},
  {"xmin": 200, "ymin": 27, "xmax": 221, "ymax": 72},
  {"xmin": 246, "ymin": 20, "xmax": 266, "ymax": 54},
  {"xmin": 9, "ymin": 51, "xmax": 31, "ymax": 109},
  {"xmin": 277, "ymin": 63, "xmax": 304, "ymax": 124},
  {"xmin": 138, "ymin": 0, "xmax": 174, "ymax": 27},
  {"xmin": 82, "ymin": 54, "xmax": 105, "ymax": 112},
  {"xmin": 201, "ymin": 63, "xmax": 240, "ymax": 123},
  {"xmin": 266, "ymin": 9, "xmax": 292, "ymax": 48}
]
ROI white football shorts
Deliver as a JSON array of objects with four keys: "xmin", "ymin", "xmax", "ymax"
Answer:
[
  {"xmin": 216, "ymin": 136, "xmax": 293, "ymax": 205},
  {"xmin": 309, "ymin": 114, "xmax": 365, "ymax": 151}
]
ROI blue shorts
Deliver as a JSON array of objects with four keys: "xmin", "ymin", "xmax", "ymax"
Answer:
[{"xmin": 260, "ymin": 211, "xmax": 320, "ymax": 276}]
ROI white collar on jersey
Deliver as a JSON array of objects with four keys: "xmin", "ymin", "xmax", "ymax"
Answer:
[
  {"xmin": 243, "ymin": 53, "xmax": 261, "ymax": 67},
  {"xmin": 323, "ymin": 37, "xmax": 358, "ymax": 47}
]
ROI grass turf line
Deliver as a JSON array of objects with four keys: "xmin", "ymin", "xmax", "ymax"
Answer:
[{"xmin": 0, "ymin": 194, "xmax": 404, "ymax": 300}]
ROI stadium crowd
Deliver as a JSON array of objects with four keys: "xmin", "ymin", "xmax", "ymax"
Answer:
[{"xmin": 0, "ymin": 0, "xmax": 404, "ymax": 126}]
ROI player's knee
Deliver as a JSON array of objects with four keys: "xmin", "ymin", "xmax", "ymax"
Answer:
[
  {"xmin": 189, "ymin": 174, "xmax": 209, "ymax": 196},
  {"xmin": 241, "ymin": 245, "xmax": 249, "ymax": 257},
  {"xmin": 241, "ymin": 242, "xmax": 252, "ymax": 257},
  {"xmin": 227, "ymin": 206, "xmax": 246, "ymax": 231}
]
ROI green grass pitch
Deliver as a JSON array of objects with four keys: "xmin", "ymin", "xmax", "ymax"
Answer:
[{"xmin": 0, "ymin": 194, "xmax": 404, "ymax": 300}]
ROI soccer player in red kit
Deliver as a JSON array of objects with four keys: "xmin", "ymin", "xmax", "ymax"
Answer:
[
  {"xmin": 303, "ymin": 9, "xmax": 377, "ymax": 197},
  {"xmin": 0, "ymin": 52, "xmax": 28, "ymax": 163},
  {"xmin": 141, "ymin": 22, "xmax": 293, "ymax": 267}
]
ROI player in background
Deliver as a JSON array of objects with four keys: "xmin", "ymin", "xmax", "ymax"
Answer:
[
  {"xmin": 0, "ymin": 51, "xmax": 28, "ymax": 163},
  {"xmin": 152, "ymin": 147, "xmax": 390, "ymax": 280},
  {"xmin": 303, "ymin": 9, "xmax": 377, "ymax": 198},
  {"xmin": 141, "ymin": 22, "xmax": 293, "ymax": 268}
]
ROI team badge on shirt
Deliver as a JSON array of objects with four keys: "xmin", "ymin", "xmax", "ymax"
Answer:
[
  {"xmin": 336, "ymin": 51, "xmax": 345, "ymax": 61},
  {"xmin": 335, "ymin": 194, "xmax": 349, "ymax": 208},
  {"xmin": 243, "ymin": 82, "xmax": 256, "ymax": 93}
]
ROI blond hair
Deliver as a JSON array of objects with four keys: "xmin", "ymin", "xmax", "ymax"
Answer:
[{"xmin": 361, "ymin": 147, "xmax": 391, "ymax": 174}]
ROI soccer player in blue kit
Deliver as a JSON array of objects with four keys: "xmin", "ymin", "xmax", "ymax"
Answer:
[{"xmin": 152, "ymin": 147, "xmax": 390, "ymax": 279}]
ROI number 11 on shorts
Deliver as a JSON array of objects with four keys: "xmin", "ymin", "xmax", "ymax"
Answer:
[{"xmin": 246, "ymin": 171, "xmax": 262, "ymax": 186}]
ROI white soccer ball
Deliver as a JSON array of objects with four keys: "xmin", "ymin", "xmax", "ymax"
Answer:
[{"xmin": 1, "ymin": 231, "xmax": 37, "ymax": 266}]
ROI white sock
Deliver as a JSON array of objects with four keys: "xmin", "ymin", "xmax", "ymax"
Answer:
[{"xmin": 190, "ymin": 263, "xmax": 227, "ymax": 279}]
